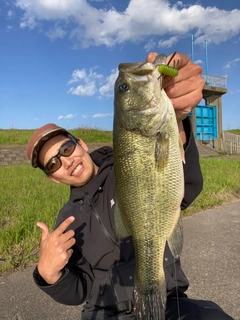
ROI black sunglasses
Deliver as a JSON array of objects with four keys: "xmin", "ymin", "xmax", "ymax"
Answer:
[{"xmin": 43, "ymin": 138, "xmax": 77, "ymax": 174}]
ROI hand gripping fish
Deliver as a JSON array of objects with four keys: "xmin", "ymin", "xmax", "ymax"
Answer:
[{"xmin": 113, "ymin": 54, "xmax": 185, "ymax": 320}]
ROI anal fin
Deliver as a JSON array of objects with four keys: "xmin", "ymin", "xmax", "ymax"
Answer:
[{"xmin": 167, "ymin": 214, "xmax": 183, "ymax": 258}]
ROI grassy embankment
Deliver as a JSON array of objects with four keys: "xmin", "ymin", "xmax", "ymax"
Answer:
[
  {"xmin": 227, "ymin": 129, "xmax": 240, "ymax": 135},
  {"xmin": 0, "ymin": 128, "xmax": 240, "ymax": 274},
  {"xmin": 0, "ymin": 127, "xmax": 113, "ymax": 144}
]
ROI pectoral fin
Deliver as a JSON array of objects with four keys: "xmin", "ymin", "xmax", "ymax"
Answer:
[{"xmin": 155, "ymin": 132, "xmax": 169, "ymax": 171}]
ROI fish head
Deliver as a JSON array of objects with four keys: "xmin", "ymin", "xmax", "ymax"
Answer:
[{"xmin": 114, "ymin": 58, "xmax": 172, "ymax": 136}]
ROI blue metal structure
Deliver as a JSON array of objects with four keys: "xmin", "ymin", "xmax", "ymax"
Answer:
[
  {"xmin": 191, "ymin": 35, "xmax": 195, "ymax": 62},
  {"xmin": 189, "ymin": 105, "xmax": 218, "ymax": 141},
  {"xmin": 205, "ymin": 40, "xmax": 210, "ymax": 85},
  {"xmin": 190, "ymin": 37, "xmax": 227, "ymax": 142}
]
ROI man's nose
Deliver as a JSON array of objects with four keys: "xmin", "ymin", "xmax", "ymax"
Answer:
[{"xmin": 61, "ymin": 156, "xmax": 74, "ymax": 169}]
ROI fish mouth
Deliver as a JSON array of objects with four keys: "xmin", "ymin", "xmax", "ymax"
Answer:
[{"xmin": 118, "ymin": 62, "xmax": 155, "ymax": 75}]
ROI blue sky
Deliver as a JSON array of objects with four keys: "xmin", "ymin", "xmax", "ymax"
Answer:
[{"xmin": 1, "ymin": 0, "xmax": 240, "ymax": 131}]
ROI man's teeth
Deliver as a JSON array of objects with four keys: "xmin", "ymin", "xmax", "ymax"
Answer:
[{"xmin": 72, "ymin": 164, "xmax": 82, "ymax": 176}]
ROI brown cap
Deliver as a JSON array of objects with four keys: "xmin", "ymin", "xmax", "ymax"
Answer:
[{"xmin": 26, "ymin": 123, "xmax": 70, "ymax": 168}]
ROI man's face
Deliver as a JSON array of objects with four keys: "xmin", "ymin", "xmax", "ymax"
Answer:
[{"xmin": 38, "ymin": 135, "xmax": 98, "ymax": 187}]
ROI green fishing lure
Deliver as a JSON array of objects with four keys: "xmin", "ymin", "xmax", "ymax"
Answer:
[{"xmin": 158, "ymin": 64, "xmax": 178, "ymax": 77}]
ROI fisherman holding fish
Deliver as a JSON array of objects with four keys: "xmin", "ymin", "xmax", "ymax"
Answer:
[{"xmin": 26, "ymin": 52, "xmax": 233, "ymax": 320}]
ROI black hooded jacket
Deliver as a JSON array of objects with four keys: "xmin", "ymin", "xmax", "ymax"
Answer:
[{"xmin": 33, "ymin": 117, "xmax": 203, "ymax": 310}]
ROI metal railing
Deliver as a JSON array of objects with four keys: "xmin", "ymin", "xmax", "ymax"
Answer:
[
  {"xmin": 222, "ymin": 131, "xmax": 240, "ymax": 143},
  {"xmin": 213, "ymin": 139, "xmax": 240, "ymax": 154},
  {"xmin": 202, "ymin": 74, "xmax": 227, "ymax": 88},
  {"xmin": 198, "ymin": 132, "xmax": 240, "ymax": 154}
]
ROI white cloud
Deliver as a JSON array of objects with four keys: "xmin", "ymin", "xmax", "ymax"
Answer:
[
  {"xmin": 58, "ymin": 114, "xmax": 77, "ymax": 120},
  {"xmin": 46, "ymin": 24, "xmax": 67, "ymax": 40},
  {"xmin": 66, "ymin": 114, "xmax": 77, "ymax": 119},
  {"xmin": 92, "ymin": 113, "xmax": 113, "ymax": 118},
  {"xmin": 173, "ymin": 1, "xmax": 183, "ymax": 9},
  {"xmin": 194, "ymin": 59, "xmax": 203, "ymax": 65},
  {"xmin": 67, "ymin": 67, "xmax": 104, "ymax": 96},
  {"xmin": 144, "ymin": 39, "xmax": 157, "ymax": 52},
  {"xmin": 7, "ymin": 10, "xmax": 14, "ymax": 19},
  {"xmin": 223, "ymin": 63, "xmax": 231, "ymax": 70},
  {"xmin": 223, "ymin": 58, "xmax": 240, "ymax": 70},
  {"xmin": 158, "ymin": 36, "xmax": 180, "ymax": 48},
  {"xmin": 99, "ymin": 68, "xmax": 118, "ymax": 98},
  {"xmin": 13, "ymin": 0, "xmax": 240, "ymax": 49},
  {"xmin": 67, "ymin": 69, "xmax": 87, "ymax": 85},
  {"xmin": 67, "ymin": 66, "xmax": 117, "ymax": 98},
  {"xmin": 68, "ymin": 82, "xmax": 96, "ymax": 96}
]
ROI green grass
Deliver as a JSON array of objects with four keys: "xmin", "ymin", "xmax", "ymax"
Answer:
[
  {"xmin": 227, "ymin": 129, "xmax": 240, "ymax": 135},
  {"xmin": 184, "ymin": 157, "xmax": 240, "ymax": 214},
  {"xmin": 0, "ymin": 127, "xmax": 113, "ymax": 145},
  {"xmin": 0, "ymin": 165, "xmax": 69, "ymax": 274}
]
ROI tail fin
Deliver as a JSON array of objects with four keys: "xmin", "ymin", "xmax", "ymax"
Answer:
[{"xmin": 133, "ymin": 281, "xmax": 166, "ymax": 320}]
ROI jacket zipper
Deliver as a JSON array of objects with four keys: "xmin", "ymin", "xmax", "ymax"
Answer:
[{"xmin": 84, "ymin": 190, "xmax": 120, "ymax": 252}]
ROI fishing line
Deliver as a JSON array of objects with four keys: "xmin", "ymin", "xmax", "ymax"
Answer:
[
  {"xmin": 173, "ymin": 256, "xmax": 181, "ymax": 320},
  {"xmin": 167, "ymin": 51, "xmax": 177, "ymax": 66}
]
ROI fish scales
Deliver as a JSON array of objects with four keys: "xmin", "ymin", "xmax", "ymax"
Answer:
[{"xmin": 113, "ymin": 55, "xmax": 184, "ymax": 320}]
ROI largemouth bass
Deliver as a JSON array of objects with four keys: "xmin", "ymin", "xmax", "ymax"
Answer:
[{"xmin": 113, "ymin": 54, "xmax": 184, "ymax": 320}]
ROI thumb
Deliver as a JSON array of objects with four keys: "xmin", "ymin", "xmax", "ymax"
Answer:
[
  {"xmin": 36, "ymin": 222, "xmax": 50, "ymax": 242},
  {"xmin": 146, "ymin": 52, "xmax": 158, "ymax": 62}
]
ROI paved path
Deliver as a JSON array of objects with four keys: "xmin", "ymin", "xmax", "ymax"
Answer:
[
  {"xmin": 0, "ymin": 145, "xmax": 29, "ymax": 166},
  {"xmin": 181, "ymin": 201, "xmax": 240, "ymax": 319},
  {"xmin": 0, "ymin": 201, "xmax": 239, "ymax": 320},
  {"xmin": 195, "ymin": 140, "xmax": 220, "ymax": 157}
]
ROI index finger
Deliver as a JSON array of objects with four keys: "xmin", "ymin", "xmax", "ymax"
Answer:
[
  {"xmin": 166, "ymin": 52, "xmax": 190, "ymax": 70},
  {"xmin": 54, "ymin": 216, "xmax": 75, "ymax": 236}
]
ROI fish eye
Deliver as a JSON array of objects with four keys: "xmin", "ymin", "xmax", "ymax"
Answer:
[{"xmin": 119, "ymin": 83, "xmax": 129, "ymax": 92}]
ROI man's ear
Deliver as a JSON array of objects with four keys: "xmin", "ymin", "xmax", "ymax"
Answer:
[
  {"xmin": 46, "ymin": 174, "xmax": 60, "ymax": 184},
  {"xmin": 77, "ymin": 138, "xmax": 89, "ymax": 152}
]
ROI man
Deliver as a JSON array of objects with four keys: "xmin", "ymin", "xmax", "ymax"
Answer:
[{"xmin": 26, "ymin": 53, "xmax": 233, "ymax": 319}]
